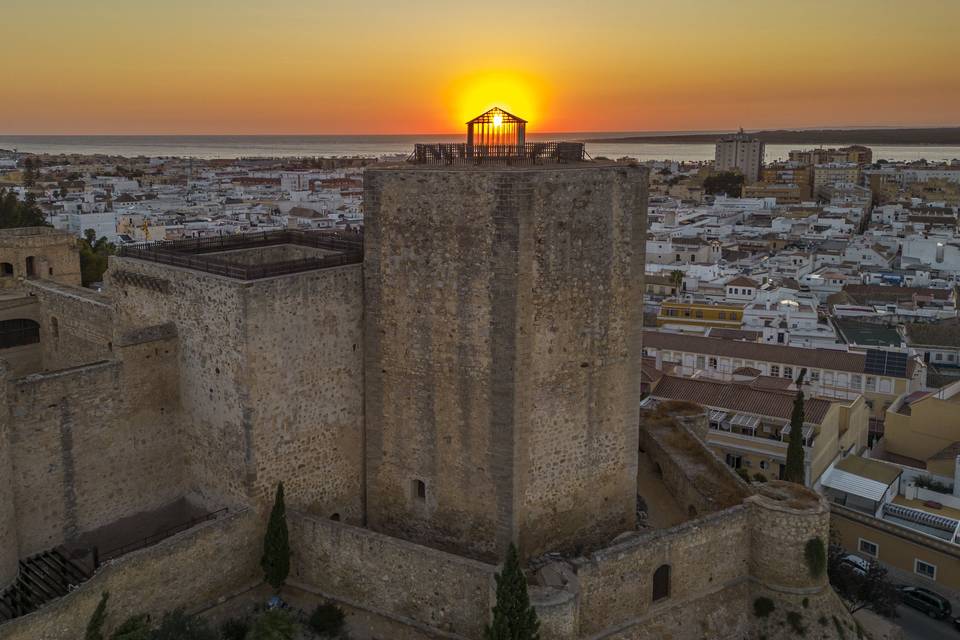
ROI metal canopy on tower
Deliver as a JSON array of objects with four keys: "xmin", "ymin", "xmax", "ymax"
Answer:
[{"xmin": 466, "ymin": 107, "xmax": 526, "ymax": 147}]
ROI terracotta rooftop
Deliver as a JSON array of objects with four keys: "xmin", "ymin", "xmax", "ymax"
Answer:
[
  {"xmin": 643, "ymin": 330, "xmax": 915, "ymax": 379},
  {"xmin": 650, "ymin": 375, "xmax": 831, "ymax": 424},
  {"xmin": 726, "ymin": 276, "xmax": 759, "ymax": 287}
]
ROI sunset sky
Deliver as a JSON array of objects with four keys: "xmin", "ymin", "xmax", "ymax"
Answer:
[{"xmin": 3, "ymin": 0, "xmax": 959, "ymax": 135}]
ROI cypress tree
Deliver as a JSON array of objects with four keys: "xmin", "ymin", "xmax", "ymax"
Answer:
[
  {"xmin": 484, "ymin": 544, "xmax": 540, "ymax": 640},
  {"xmin": 261, "ymin": 481, "xmax": 290, "ymax": 590},
  {"xmin": 84, "ymin": 591, "xmax": 110, "ymax": 640},
  {"xmin": 784, "ymin": 369, "xmax": 807, "ymax": 484}
]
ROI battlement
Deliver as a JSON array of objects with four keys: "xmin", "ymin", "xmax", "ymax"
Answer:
[{"xmin": 117, "ymin": 229, "xmax": 363, "ymax": 280}]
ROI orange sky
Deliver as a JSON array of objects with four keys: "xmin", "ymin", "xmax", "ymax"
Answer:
[{"xmin": 3, "ymin": 0, "xmax": 959, "ymax": 135}]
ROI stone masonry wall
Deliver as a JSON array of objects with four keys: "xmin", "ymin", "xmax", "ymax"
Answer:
[
  {"xmin": 6, "ymin": 329, "xmax": 184, "ymax": 557},
  {"xmin": 573, "ymin": 504, "xmax": 752, "ymax": 637},
  {"xmin": 0, "ymin": 227, "xmax": 82, "ymax": 287},
  {"xmin": 243, "ymin": 264, "xmax": 364, "ymax": 520},
  {"xmin": 0, "ymin": 508, "xmax": 261, "ymax": 640},
  {"xmin": 26, "ymin": 280, "xmax": 113, "ymax": 372},
  {"xmin": 107, "ymin": 257, "xmax": 251, "ymax": 509},
  {"xmin": 0, "ymin": 366, "xmax": 18, "ymax": 589},
  {"xmin": 288, "ymin": 511, "xmax": 495, "ymax": 639},
  {"xmin": 363, "ymin": 164, "xmax": 648, "ymax": 562},
  {"xmin": 107, "ymin": 257, "xmax": 365, "ymax": 517}
]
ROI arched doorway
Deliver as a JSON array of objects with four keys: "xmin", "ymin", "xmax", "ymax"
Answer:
[
  {"xmin": 25, "ymin": 256, "xmax": 36, "ymax": 277},
  {"xmin": 652, "ymin": 564, "xmax": 671, "ymax": 602}
]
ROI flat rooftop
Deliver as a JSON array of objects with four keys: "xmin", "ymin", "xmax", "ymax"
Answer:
[{"xmin": 117, "ymin": 230, "xmax": 363, "ymax": 280}]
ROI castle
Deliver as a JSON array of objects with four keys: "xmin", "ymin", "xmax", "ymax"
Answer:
[{"xmin": 0, "ymin": 119, "xmax": 858, "ymax": 639}]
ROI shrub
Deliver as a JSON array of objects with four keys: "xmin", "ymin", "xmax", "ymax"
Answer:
[
  {"xmin": 736, "ymin": 467, "xmax": 750, "ymax": 482},
  {"xmin": 753, "ymin": 597, "xmax": 775, "ymax": 618},
  {"xmin": 219, "ymin": 618, "xmax": 249, "ymax": 640},
  {"xmin": 752, "ymin": 473, "xmax": 768, "ymax": 483},
  {"xmin": 786, "ymin": 611, "xmax": 805, "ymax": 635},
  {"xmin": 914, "ymin": 474, "xmax": 952, "ymax": 494},
  {"xmin": 804, "ymin": 538, "xmax": 826, "ymax": 578},
  {"xmin": 309, "ymin": 603, "xmax": 346, "ymax": 638},
  {"xmin": 152, "ymin": 609, "xmax": 217, "ymax": 640},
  {"xmin": 109, "ymin": 614, "xmax": 151, "ymax": 640},
  {"xmin": 246, "ymin": 610, "xmax": 297, "ymax": 640}
]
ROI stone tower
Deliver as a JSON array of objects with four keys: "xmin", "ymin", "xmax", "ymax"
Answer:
[{"xmin": 363, "ymin": 151, "xmax": 648, "ymax": 561}]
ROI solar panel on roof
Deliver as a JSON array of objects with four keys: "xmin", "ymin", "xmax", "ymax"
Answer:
[
  {"xmin": 863, "ymin": 349, "xmax": 909, "ymax": 377},
  {"xmin": 884, "ymin": 352, "xmax": 908, "ymax": 377},
  {"xmin": 864, "ymin": 349, "xmax": 886, "ymax": 375}
]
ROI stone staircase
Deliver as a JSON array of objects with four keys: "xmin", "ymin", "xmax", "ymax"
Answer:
[{"xmin": 0, "ymin": 547, "xmax": 93, "ymax": 623}]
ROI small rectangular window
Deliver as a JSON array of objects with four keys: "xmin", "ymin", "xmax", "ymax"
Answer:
[
  {"xmin": 413, "ymin": 479, "xmax": 426, "ymax": 500},
  {"xmin": 915, "ymin": 559, "xmax": 937, "ymax": 580},
  {"xmin": 858, "ymin": 538, "xmax": 878, "ymax": 558},
  {"xmin": 784, "ymin": 366, "xmax": 793, "ymax": 379},
  {"xmin": 770, "ymin": 365, "xmax": 780, "ymax": 377}
]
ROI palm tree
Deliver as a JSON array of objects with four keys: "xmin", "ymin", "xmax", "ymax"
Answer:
[{"xmin": 669, "ymin": 269, "xmax": 684, "ymax": 295}]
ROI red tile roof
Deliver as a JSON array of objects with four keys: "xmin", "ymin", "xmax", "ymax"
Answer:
[
  {"xmin": 643, "ymin": 330, "xmax": 915, "ymax": 379},
  {"xmin": 650, "ymin": 375, "xmax": 832, "ymax": 424}
]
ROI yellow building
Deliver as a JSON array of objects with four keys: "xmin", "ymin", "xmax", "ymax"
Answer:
[
  {"xmin": 742, "ymin": 182, "xmax": 807, "ymax": 204},
  {"xmin": 656, "ymin": 299, "xmax": 744, "ymax": 330},
  {"xmin": 650, "ymin": 374, "xmax": 869, "ymax": 485},
  {"xmin": 884, "ymin": 381, "xmax": 960, "ymax": 470}
]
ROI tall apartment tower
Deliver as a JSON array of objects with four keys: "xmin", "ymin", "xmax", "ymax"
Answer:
[
  {"xmin": 715, "ymin": 128, "xmax": 765, "ymax": 182},
  {"xmin": 363, "ymin": 121, "xmax": 648, "ymax": 561}
]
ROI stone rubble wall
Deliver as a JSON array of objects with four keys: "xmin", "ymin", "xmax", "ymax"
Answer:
[
  {"xmin": 26, "ymin": 280, "xmax": 113, "ymax": 372},
  {"xmin": 0, "ymin": 365, "xmax": 17, "ymax": 589},
  {"xmin": 288, "ymin": 510, "xmax": 495, "ymax": 639},
  {"xmin": 0, "ymin": 508, "xmax": 261, "ymax": 640},
  {"xmin": 5, "ymin": 330, "xmax": 184, "ymax": 557}
]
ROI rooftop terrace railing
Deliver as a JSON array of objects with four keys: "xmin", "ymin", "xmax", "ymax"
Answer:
[
  {"xmin": 411, "ymin": 142, "xmax": 586, "ymax": 166},
  {"xmin": 117, "ymin": 229, "xmax": 364, "ymax": 280}
]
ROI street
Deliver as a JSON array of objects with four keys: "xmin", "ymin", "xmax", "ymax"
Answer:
[{"xmin": 896, "ymin": 605, "xmax": 959, "ymax": 640}]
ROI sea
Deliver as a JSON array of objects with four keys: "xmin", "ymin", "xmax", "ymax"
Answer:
[{"xmin": 1, "ymin": 134, "xmax": 959, "ymax": 163}]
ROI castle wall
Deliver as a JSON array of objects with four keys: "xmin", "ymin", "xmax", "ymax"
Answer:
[
  {"xmin": 363, "ymin": 164, "xmax": 648, "ymax": 561},
  {"xmin": 0, "ymin": 509, "xmax": 260, "ymax": 640},
  {"xmin": 25, "ymin": 280, "xmax": 113, "ymax": 371},
  {"xmin": 107, "ymin": 258, "xmax": 252, "ymax": 508},
  {"xmin": 0, "ymin": 366, "xmax": 18, "ymax": 588},
  {"xmin": 6, "ymin": 330, "xmax": 183, "ymax": 556},
  {"xmin": 288, "ymin": 511, "xmax": 494, "ymax": 639},
  {"xmin": 243, "ymin": 264, "xmax": 364, "ymax": 520},
  {"xmin": 107, "ymin": 257, "xmax": 365, "ymax": 518},
  {"xmin": 0, "ymin": 227, "xmax": 82, "ymax": 288},
  {"xmin": 573, "ymin": 504, "xmax": 752, "ymax": 637}
]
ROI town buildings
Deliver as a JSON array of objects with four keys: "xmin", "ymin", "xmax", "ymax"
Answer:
[{"xmin": 714, "ymin": 129, "xmax": 765, "ymax": 182}]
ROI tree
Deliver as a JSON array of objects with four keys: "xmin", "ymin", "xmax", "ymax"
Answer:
[
  {"xmin": 21, "ymin": 158, "xmax": 37, "ymax": 187},
  {"xmin": 484, "ymin": 544, "xmax": 540, "ymax": 640},
  {"xmin": 828, "ymin": 543, "xmax": 899, "ymax": 617},
  {"xmin": 152, "ymin": 609, "xmax": 217, "ymax": 640},
  {"xmin": 261, "ymin": 481, "xmax": 290, "ymax": 590},
  {"xmin": 78, "ymin": 228, "xmax": 116, "ymax": 286},
  {"xmin": 245, "ymin": 610, "xmax": 297, "ymax": 640},
  {"xmin": 0, "ymin": 188, "xmax": 48, "ymax": 228},
  {"xmin": 784, "ymin": 368, "xmax": 807, "ymax": 484},
  {"xmin": 109, "ymin": 613, "xmax": 151, "ymax": 640},
  {"xmin": 669, "ymin": 269, "xmax": 684, "ymax": 293},
  {"xmin": 85, "ymin": 591, "xmax": 110, "ymax": 640},
  {"xmin": 703, "ymin": 171, "xmax": 745, "ymax": 197},
  {"xmin": 308, "ymin": 603, "xmax": 345, "ymax": 638}
]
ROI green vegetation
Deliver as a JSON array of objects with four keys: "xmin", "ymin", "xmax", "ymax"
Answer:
[
  {"xmin": 915, "ymin": 474, "xmax": 952, "ymax": 494},
  {"xmin": 753, "ymin": 597, "xmax": 775, "ymax": 618},
  {"xmin": 752, "ymin": 473, "xmax": 768, "ymax": 483},
  {"xmin": 784, "ymin": 369, "xmax": 807, "ymax": 484},
  {"xmin": 827, "ymin": 542, "xmax": 899, "ymax": 617},
  {"xmin": 669, "ymin": 269, "xmax": 684, "ymax": 292},
  {"xmin": 308, "ymin": 603, "xmax": 346, "ymax": 638},
  {"xmin": 79, "ymin": 228, "xmax": 116, "ymax": 286},
  {"xmin": 804, "ymin": 538, "xmax": 826, "ymax": 578},
  {"xmin": 219, "ymin": 618, "xmax": 250, "ymax": 640},
  {"xmin": 832, "ymin": 615, "xmax": 847, "ymax": 640},
  {"xmin": 485, "ymin": 543, "xmax": 541, "ymax": 640},
  {"xmin": 151, "ymin": 609, "xmax": 217, "ymax": 640},
  {"xmin": 0, "ymin": 188, "xmax": 48, "ymax": 229},
  {"xmin": 786, "ymin": 611, "xmax": 805, "ymax": 635},
  {"xmin": 85, "ymin": 591, "xmax": 110, "ymax": 640},
  {"xmin": 109, "ymin": 614, "xmax": 151, "ymax": 640},
  {"xmin": 703, "ymin": 171, "xmax": 744, "ymax": 198},
  {"xmin": 736, "ymin": 467, "xmax": 750, "ymax": 483},
  {"xmin": 246, "ymin": 610, "xmax": 297, "ymax": 640},
  {"xmin": 261, "ymin": 481, "xmax": 291, "ymax": 590}
]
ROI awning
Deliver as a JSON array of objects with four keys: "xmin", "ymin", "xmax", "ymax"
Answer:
[
  {"xmin": 781, "ymin": 423, "xmax": 815, "ymax": 439},
  {"xmin": 709, "ymin": 410, "xmax": 728, "ymax": 423},
  {"xmin": 729, "ymin": 413, "xmax": 760, "ymax": 430},
  {"xmin": 822, "ymin": 468, "xmax": 892, "ymax": 503}
]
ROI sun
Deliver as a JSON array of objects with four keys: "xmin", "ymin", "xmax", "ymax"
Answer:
[{"xmin": 443, "ymin": 70, "xmax": 547, "ymax": 130}]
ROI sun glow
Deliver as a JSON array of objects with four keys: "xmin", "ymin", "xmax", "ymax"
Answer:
[
  {"xmin": 492, "ymin": 114, "xmax": 503, "ymax": 127},
  {"xmin": 444, "ymin": 70, "xmax": 548, "ymax": 130}
]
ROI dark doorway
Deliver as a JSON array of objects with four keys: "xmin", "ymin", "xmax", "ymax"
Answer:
[{"xmin": 652, "ymin": 564, "xmax": 671, "ymax": 602}]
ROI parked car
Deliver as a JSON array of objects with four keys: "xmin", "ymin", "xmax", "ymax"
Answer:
[
  {"xmin": 898, "ymin": 585, "xmax": 952, "ymax": 619},
  {"xmin": 838, "ymin": 554, "xmax": 869, "ymax": 577}
]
